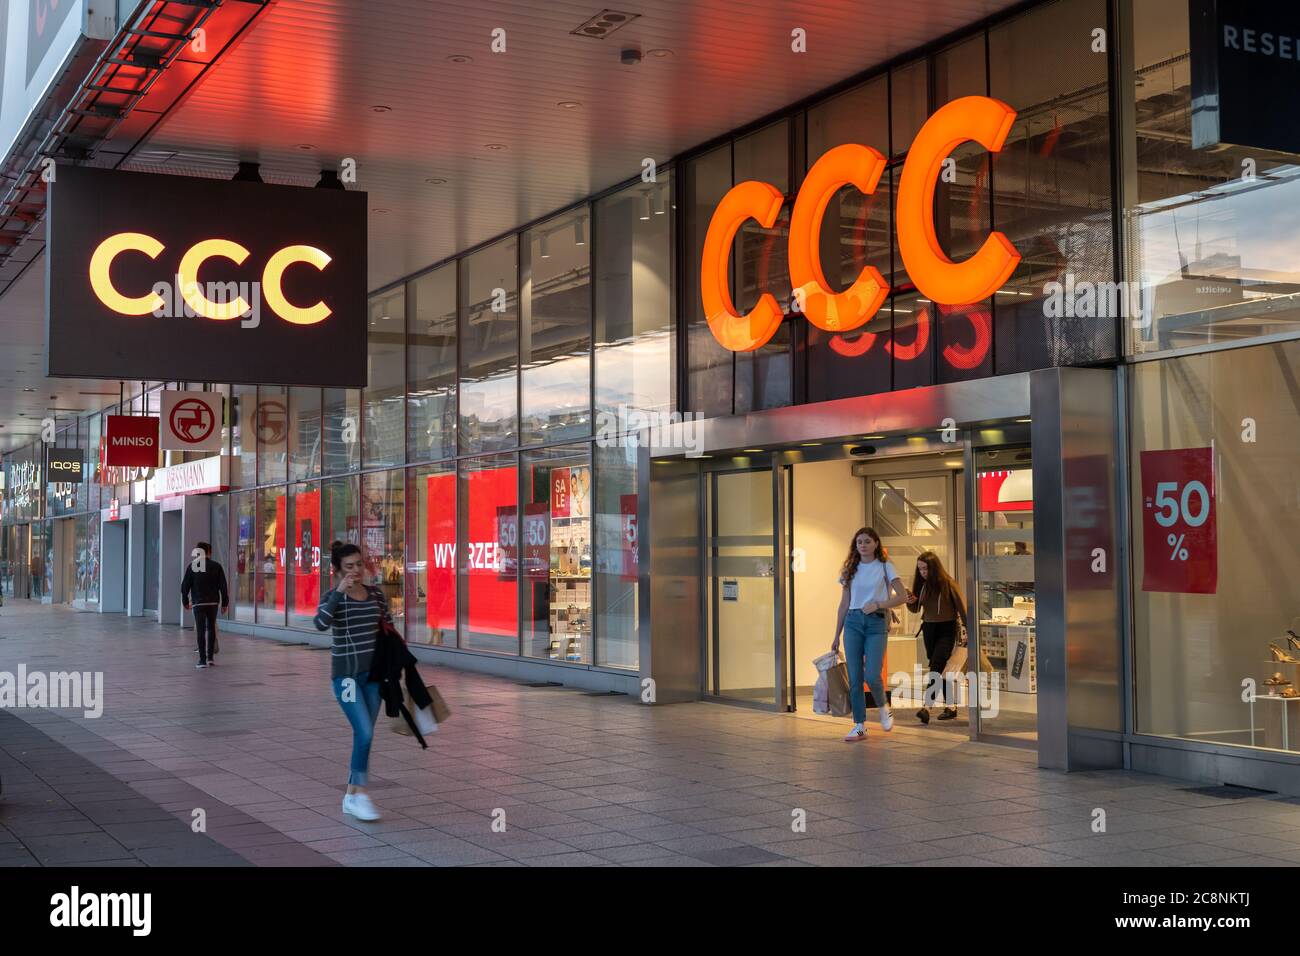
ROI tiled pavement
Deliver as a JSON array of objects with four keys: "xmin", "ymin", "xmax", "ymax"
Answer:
[{"xmin": 1, "ymin": 602, "xmax": 1300, "ymax": 867}]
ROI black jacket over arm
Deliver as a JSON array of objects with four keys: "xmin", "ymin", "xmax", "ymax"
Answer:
[{"xmin": 368, "ymin": 623, "xmax": 434, "ymax": 748}]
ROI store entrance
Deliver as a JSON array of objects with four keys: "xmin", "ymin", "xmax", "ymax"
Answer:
[{"xmin": 2, "ymin": 524, "xmax": 30, "ymax": 600}]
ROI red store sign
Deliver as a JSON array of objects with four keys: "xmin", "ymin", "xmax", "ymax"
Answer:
[
  {"xmin": 103, "ymin": 415, "xmax": 160, "ymax": 467},
  {"xmin": 1140, "ymin": 446, "xmax": 1218, "ymax": 594}
]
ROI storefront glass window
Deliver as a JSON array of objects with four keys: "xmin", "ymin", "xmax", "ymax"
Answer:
[
  {"xmin": 257, "ymin": 385, "xmax": 288, "ymax": 486},
  {"xmin": 211, "ymin": 493, "xmax": 230, "ymax": 618},
  {"xmin": 458, "ymin": 452, "xmax": 518, "ymax": 654},
  {"xmin": 365, "ymin": 288, "xmax": 406, "ymax": 468},
  {"xmin": 285, "ymin": 482, "xmax": 322, "ymax": 629},
  {"xmin": 323, "ymin": 388, "xmax": 361, "ymax": 475},
  {"xmin": 459, "ymin": 238, "xmax": 518, "ymax": 453},
  {"xmin": 522, "ymin": 445, "xmax": 592, "ymax": 663},
  {"xmin": 231, "ymin": 386, "xmax": 257, "ymax": 488},
  {"xmin": 407, "ymin": 263, "xmax": 457, "ymax": 464},
  {"xmin": 361, "ymin": 470, "xmax": 405, "ymax": 623},
  {"xmin": 407, "ymin": 461, "xmax": 456, "ymax": 646},
  {"xmin": 1125, "ymin": 0, "xmax": 1300, "ymax": 355},
  {"xmin": 232, "ymin": 490, "xmax": 256, "ymax": 622},
  {"xmin": 322, "ymin": 475, "xmax": 360, "ymax": 596},
  {"xmin": 991, "ymin": 0, "xmax": 1115, "ymax": 374},
  {"xmin": 1131, "ymin": 341, "xmax": 1300, "ymax": 752},
  {"xmin": 256, "ymin": 487, "xmax": 285, "ymax": 626},
  {"xmin": 522, "ymin": 209, "xmax": 592, "ymax": 446},
  {"xmin": 684, "ymin": 144, "xmax": 735, "ymax": 418},
  {"xmin": 594, "ymin": 175, "xmax": 675, "ymax": 425},
  {"xmin": 289, "ymin": 387, "xmax": 322, "ymax": 481},
  {"xmin": 594, "ymin": 441, "xmax": 639, "ymax": 669}
]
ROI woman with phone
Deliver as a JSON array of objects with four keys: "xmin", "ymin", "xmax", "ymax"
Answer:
[
  {"xmin": 831, "ymin": 527, "xmax": 909, "ymax": 742},
  {"xmin": 315, "ymin": 541, "xmax": 391, "ymax": 821},
  {"xmin": 906, "ymin": 550, "xmax": 968, "ymax": 724}
]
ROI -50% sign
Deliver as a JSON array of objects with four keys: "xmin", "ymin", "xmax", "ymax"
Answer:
[{"xmin": 1140, "ymin": 447, "xmax": 1217, "ymax": 594}]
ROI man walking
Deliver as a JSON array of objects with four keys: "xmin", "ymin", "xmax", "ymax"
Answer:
[{"xmin": 181, "ymin": 542, "xmax": 229, "ymax": 669}]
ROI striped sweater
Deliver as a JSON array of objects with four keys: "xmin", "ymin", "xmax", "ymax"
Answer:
[{"xmin": 314, "ymin": 585, "xmax": 392, "ymax": 679}]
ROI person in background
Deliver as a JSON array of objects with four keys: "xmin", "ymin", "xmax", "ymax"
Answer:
[
  {"xmin": 907, "ymin": 551, "xmax": 969, "ymax": 723},
  {"xmin": 315, "ymin": 541, "xmax": 388, "ymax": 822},
  {"xmin": 181, "ymin": 541, "xmax": 229, "ymax": 669},
  {"xmin": 831, "ymin": 527, "xmax": 909, "ymax": 742}
]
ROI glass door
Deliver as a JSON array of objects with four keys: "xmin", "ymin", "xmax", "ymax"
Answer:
[
  {"xmin": 705, "ymin": 465, "xmax": 787, "ymax": 708},
  {"xmin": 972, "ymin": 446, "xmax": 1037, "ymax": 743}
]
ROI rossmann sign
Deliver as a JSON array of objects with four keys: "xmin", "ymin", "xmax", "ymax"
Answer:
[
  {"xmin": 46, "ymin": 165, "xmax": 367, "ymax": 388},
  {"xmin": 701, "ymin": 95, "xmax": 1018, "ymax": 363}
]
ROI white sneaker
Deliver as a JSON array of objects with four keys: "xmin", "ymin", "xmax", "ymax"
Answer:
[
  {"xmin": 880, "ymin": 707, "xmax": 894, "ymax": 732},
  {"xmin": 342, "ymin": 792, "xmax": 382, "ymax": 821},
  {"xmin": 843, "ymin": 723, "xmax": 866, "ymax": 742}
]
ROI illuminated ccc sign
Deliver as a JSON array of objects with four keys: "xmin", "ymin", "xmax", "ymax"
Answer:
[
  {"xmin": 701, "ymin": 96, "xmax": 1021, "ymax": 353},
  {"xmin": 89, "ymin": 234, "xmax": 334, "ymax": 325}
]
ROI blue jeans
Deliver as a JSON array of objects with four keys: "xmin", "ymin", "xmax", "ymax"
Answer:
[
  {"xmin": 844, "ymin": 609, "xmax": 889, "ymax": 724},
  {"xmin": 332, "ymin": 671, "xmax": 381, "ymax": 787}
]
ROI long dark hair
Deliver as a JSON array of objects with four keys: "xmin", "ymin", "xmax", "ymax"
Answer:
[
  {"xmin": 329, "ymin": 540, "xmax": 362, "ymax": 572},
  {"xmin": 910, "ymin": 550, "xmax": 962, "ymax": 612},
  {"xmin": 839, "ymin": 526, "xmax": 887, "ymax": 585}
]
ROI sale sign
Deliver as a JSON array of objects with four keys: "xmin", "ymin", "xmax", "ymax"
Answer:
[{"xmin": 1140, "ymin": 447, "xmax": 1217, "ymax": 594}]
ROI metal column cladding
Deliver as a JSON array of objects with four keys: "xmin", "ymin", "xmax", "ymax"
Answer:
[{"xmin": 45, "ymin": 165, "xmax": 368, "ymax": 387}]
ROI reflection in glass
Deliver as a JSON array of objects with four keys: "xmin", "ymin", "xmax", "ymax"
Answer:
[{"xmin": 460, "ymin": 238, "xmax": 519, "ymax": 453}]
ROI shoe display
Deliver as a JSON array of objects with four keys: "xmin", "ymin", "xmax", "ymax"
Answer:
[
  {"xmin": 1287, "ymin": 631, "xmax": 1300, "ymax": 654},
  {"xmin": 1282, "ymin": 687, "xmax": 1300, "ymax": 699},
  {"xmin": 1269, "ymin": 643, "xmax": 1299, "ymax": 664},
  {"xmin": 1263, "ymin": 672, "xmax": 1292, "ymax": 689}
]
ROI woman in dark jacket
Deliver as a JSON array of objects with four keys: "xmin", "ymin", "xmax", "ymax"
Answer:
[
  {"xmin": 315, "ymin": 541, "xmax": 390, "ymax": 821},
  {"xmin": 906, "ymin": 551, "xmax": 969, "ymax": 724}
]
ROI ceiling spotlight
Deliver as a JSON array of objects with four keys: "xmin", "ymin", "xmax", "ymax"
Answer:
[
  {"xmin": 640, "ymin": 193, "xmax": 652, "ymax": 220},
  {"xmin": 231, "ymin": 161, "xmax": 263, "ymax": 183},
  {"xmin": 485, "ymin": 143, "xmax": 508, "ymax": 151},
  {"xmin": 315, "ymin": 169, "xmax": 345, "ymax": 190},
  {"xmin": 372, "ymin": 207, "xmax": 391, "ymax": 214},
  {"xmin": 654, "ymin": 188, "xmax": 666, "ymax": 215},
  {"xmin": 22, "ymin": 386, "xmax": 34, "ymax": 392},
  {"xmin": 371, "ymin": 105, "xmax": 393, "ymax": 113},
  {"xmin": 557, "ymin": 100, "xmax": 582, "ymax": 110},
  {"xmin": 574, "ymin": 218, "xmax": 586, "ymax": 246},
  {"xmin": 446, "ymin": 54, "xmax": 473, "ymax": 64},
  {"xmin": 539, "ymin": 234, "xmax": 550, "ymax": 259},
  {"xmin": 425, "ymin": 177, "xmax": 448, "ymax": 185},
  {"xmin": 621, "ymin": 47, "xmax": 642, "ymax": 65},
  {"xmin": 647, "ymin": 48, "xmax": 674, "ymax": 59}
]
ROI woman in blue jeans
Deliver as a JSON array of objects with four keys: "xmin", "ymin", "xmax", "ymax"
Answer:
[
  {"xmin": 831, "ymin": 527, "xmax": 908, "ymax": 742},
  {"xmin": 315, "ymin": 541, "xmax": 390, "ymax": 821}
]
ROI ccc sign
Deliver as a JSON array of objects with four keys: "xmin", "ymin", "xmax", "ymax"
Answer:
[
  {"xmin": 701, "ymin": 95, "xmax": 1021, "ymax": 352},
  {"xmin": 89, "ymin": 233, "xmax": 333, "ymax": 325}
]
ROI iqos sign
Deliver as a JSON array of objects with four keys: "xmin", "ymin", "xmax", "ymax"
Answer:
[
  {"xmin": 701, "ymin": 96, "xmax": 1020, "ymax": 353},
  {"xmin": 47, "ymin": 165, "xmax": 367, "ymax": 387}
]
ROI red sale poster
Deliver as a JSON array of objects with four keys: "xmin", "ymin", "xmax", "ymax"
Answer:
[
  {"xmin": 620, "ymin": 493, "xmax": 638, "ymax": 583},
  {"xmin": 425, "ymin": 473, "xmax": 457, "ymax": 636},
  {"xmin": 1140, "ymin": 446, "xmax": 1217, "ymax": 594},
  {"xmin": 293, "ymin": 489, "xmax": 321, "ymax": 617},
  {"xmin": 551, "ymin": 467, "xmax": 571, "ymax": 518}
]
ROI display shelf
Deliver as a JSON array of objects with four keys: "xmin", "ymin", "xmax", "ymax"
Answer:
[{"xmin": 1248, "ymin": 693, "xmax": 1300, "ymax": 750}]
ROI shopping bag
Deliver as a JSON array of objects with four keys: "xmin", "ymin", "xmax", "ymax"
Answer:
[
  {"xmin": 825, "ymin": 661, "xmax": 852, "ymax": 718},
  {"xmin": 392, "ymin": 684, "xmax": 446, "ymax": 738},
  {"xmin": 811, "ymin": 651, "xmax": 841, "ymax": 714}
]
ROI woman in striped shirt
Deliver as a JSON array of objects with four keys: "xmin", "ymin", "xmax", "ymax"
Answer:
[{"xmin": 315, "ymin": 541, "xmax": 391, "ymax": 822}]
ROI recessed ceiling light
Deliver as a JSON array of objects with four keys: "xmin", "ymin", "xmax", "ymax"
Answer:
[
  {"xmin": 371, "ymin": 105, "xmax": 393, "ymax": 113},
  {"xmin": 425, "ymin": 177, "xmax": 448, "ymax": 185},
  {"xmin": 742, "ymin": 448, "xmax": 764, "ymax": 453},
  {"xmin": 372, "ymin": 208, "xmax": 390, "ymax": 214},
  {"xmin": 446, "ymin": 54, "xmax": 473, "ymax": 64},
  {"xmin": 296, "ymin": 144, "xmax": 315, "ymax": 150},
  {"xmin": 484, "ymin": 143, "xmax": 508, "ymax": 151},
  {"xmin": 1015, "ymin": 418, "xmax": 1031, "ymax": 423},
  {"xmin": 860, "ymin": 434, "xmax": 884, "ymax": 440},
  {"xmin": 800, "ymin": 442, "xmax": 822, "ymax": 447},
  {"xmin": 647, "ymin": 48, "xmax": 674, "ymax": 59},
  {"xmin": 22, "ymin": 387, "xmax": 34, "ymax": 392},
  {"xmin": 557, "ymin": 100, "xmax": 582, "ymax": 110}
]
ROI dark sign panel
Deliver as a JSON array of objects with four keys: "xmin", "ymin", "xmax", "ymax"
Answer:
[
  {"xmin": 1191, "ymin": 0, "xmax": 1300, "ymax": 153},
  {"xmin": 46, "ymin": 446, "xmax": 85, "ymax": 482},
  {"xmin": 46, "ymin": 165, "xmax": 368, "ymax": 387}
]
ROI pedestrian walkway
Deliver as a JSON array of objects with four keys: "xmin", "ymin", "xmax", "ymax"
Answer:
[{"xmin": 1, "ymin": 601, "xmax": 1299, "ymax": 867}]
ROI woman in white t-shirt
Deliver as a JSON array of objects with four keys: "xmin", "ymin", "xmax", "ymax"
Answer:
[{"xmin": 831, "ymin": 527, "xmax": 908, "ymax": 741}]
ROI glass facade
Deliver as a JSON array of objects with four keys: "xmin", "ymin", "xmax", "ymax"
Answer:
[{"xmin": 1, "ymin": 0, "xmax": 1296, "ymax": 723}]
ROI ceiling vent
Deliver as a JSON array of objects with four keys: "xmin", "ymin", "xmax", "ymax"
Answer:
[{"xmin": 571, "ymin": 10, "xmax": 640, "ymax": 39}]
